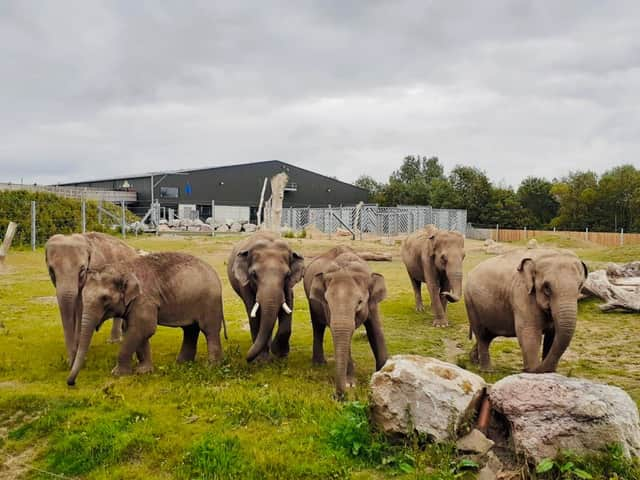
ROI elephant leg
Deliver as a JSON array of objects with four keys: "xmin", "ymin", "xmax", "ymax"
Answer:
[
  {"xmin": 177, "ymin": 323, "xmax": 200, "ymax": 363},
  {"xmin": 469, "ymin": 342, "xmax": 479, "ymax": 364},
  {"xmin": 113, "ymin": 310, "xmax": 156, "ymax": 377},
  {"xmin": 542, "ymin": 329, "xmax": 555, "ymax": 360},
  {"xmin": 271, "ymin": 292, "xmax": 293, "ymax": 358},
  {"xmin": 364, "ymin": 309, "xmax": 388, "ymax": 370},
  {"xmin": 426, "ymin": 281, "xmax": 448, "ymax": 327},
  {"xmin": 199, "ymin": 311, "xmax": 223, "ymax": 364},
  {"xmin": 135, "ymin": 339, "xmax": 153, "ymax": 374},
  {"xmin": 477, "ymin": 332, "xmax": 494, "ymax": 371},
  {"xmin": 108, "ymin": 318, "xmax": 124, "ymax": 343},
  {"xmin": 311, "ymin": 309, "xmax": 327, "ymax": 365},
  {"xmin": 517, "ymin": 324, "xmax": 543, "ymax": 372},
  {"xmin": 410, "ymin": 277, "xmax": 424, "ymax": 312}
]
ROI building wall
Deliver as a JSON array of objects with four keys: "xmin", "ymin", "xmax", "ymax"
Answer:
[{"xmin": 62, "ymin": 160, "xmax": 368, "ymax": 211}]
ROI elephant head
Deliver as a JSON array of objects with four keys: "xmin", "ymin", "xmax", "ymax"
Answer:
[
  {"xmin": 232, "ymin": 239, "xmax": 304, "ymax": 361},
  {"xmin": 45, "ymin": 234, "xmax": 93, "ymax": 363},
  {"xmin": 67, "ymin": 267, "xmax": 140, "ymax": 385},
  {"xmin": 309, "ymin": 266, "xmax": 387, "ymax": 396},
  {"xmin": 517, "ymin": 253, "xmax": 588, "ymax": 372},
  {"xmin": 424, "ymin": 230, "xmax": 465, "ymax": 302}
]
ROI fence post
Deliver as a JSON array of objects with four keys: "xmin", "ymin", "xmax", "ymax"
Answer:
[
  {"xmin": 98, "ymin": 199, "xmax": 102, "ymax": 224},
  {"xmin": 496, "ymin": 224, "xmax": 499, "ymax": 242},
  {"xmin": 585, "ymin": 227, "xmax": 588, "ymax": 241},
  {"xmin": 328, "ymin": 204, "xmax": 333, "ymax": 237},
  {"xmin": 523, "ymin": 226, "xmax": 527, "ymax": 240},
  {"xmin": 121, "ymin": 200, "xmax": 126, "ymax": 238},
  {"xmin": 211, "ymin": 200, "xmax": 215, "ymax": 238},
  {"xmin": 620, "ymin": 228, "xmax": 624, "ymax": 246},
  {"xmin": 81, "ymin": 194, "xmax": 86, "ymax": 233},
  {"xmin": 31, "ymin": 200, "xmax": 36, "ymax": 251}
]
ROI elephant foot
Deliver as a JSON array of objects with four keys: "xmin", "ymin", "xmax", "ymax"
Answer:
[
  {"xmin": 312, "ymin": 357, "xmax": 327, "ymax": 366},
  {"xmin": 415, "ymin": 304, "xmax": 425, "ymax": 313},
  {"xmin": 111, "ymin": 364, "xmax": 133, "ymax": 377},
  {"xmin": 469, "ymin": 346, "xmax": 479, "ymax": 364},
  {"xmin": 107, "ymin": 336, "xmax": 122, "ymax": 344},
  {"xmin": 346, "ymin": 377, "xmax": 357, "ymax": 389},
  {"xmin": 332, "ymin": 391, "xmax": 347, "ymax": 402},
  {"xmin": 270, "ymin": 344, "xmax": 290, "ymax": 358},
  {"xmin": 135, "ymin": 363, "xmax": 154, "ymax": 375},
  {"xmin": 432, "ymin": 318, "xmax": 449, "ymax": 328}
]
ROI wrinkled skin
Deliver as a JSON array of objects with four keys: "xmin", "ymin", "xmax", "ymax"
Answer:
[
  {"xmin": 67, "ymin": 252, "xmax": 225, "ymax": 386},
  {"xmin": 227, "ymin": 232, "xmax": 304, "ymax": 362},
  {"xmin": 464, "ymin": 248, "xmax": 588, "ymax": 372},
  {"xmin": 304, "ymin": 246, "xmax": 388, "ymax": 399},
  {"xmin": 401, "ymin": 225, "xmax": 465, "ymax": 327},
  {"xmin": 45, "ymin": 232, "xmax": 138, "ymax": 364}
]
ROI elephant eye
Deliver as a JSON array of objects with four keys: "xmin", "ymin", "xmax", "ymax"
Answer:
[
  {"xmin": 250, "ymin": 271, "xmax": 258, "ymax": 280},
  {"xmin": 543, "ymin": 283, "xmax": 552, "ymax": 297}
]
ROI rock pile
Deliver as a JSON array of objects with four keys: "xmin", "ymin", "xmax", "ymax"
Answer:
[{"xmin": 156, "ymin": 218, "xmax": 257, "ymax": 234}]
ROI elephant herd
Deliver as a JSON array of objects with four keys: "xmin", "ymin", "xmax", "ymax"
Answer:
[{"xmin": 44, "ymin": 227, "xmax": 588, "ymax": 397}]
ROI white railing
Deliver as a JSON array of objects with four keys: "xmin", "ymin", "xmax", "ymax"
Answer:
[{"xmin": 0, "ymin": 183, "xmax": 137, "ymax": 203}]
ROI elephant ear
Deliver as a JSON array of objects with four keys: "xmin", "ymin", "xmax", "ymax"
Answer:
[
  {"xmin": 233, "ymin": 250, "xmax": 251, "ymax": 286},
  {"xmin": 581, "ymin": 261, "xmax": 588, "ymax": 280},
  {"xmin": 288, "ymin": 252, "xmax": 305, "ymax": 288},
  {"xmin": 517, "ymin": 258, "xmax": 536, "ymax": 294},
  {"xmin": 117, "ymin": 272, "xmax": 140, "ymax": 307},
  {"xmin": 309, "ymin": 272, "xmax": 326, "ymax": 304},
  {"xmin": 369, "ymin": 273, "xmax": 387, "ymax": 304}
]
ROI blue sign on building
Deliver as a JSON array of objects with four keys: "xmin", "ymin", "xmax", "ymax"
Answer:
[{"xmin": 185, "ymin": 182, "xmax": 192, "ymax": 196}]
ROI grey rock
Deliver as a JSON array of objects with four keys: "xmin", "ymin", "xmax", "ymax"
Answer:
[
  {"xmin": 370, "ymin": 355, "xmax": 486, "ymax": 441},
  {"xmin": 456, "ymin": 429, "xmax": 494, "ymax": 454},
  {"xmin": 243, "ymin": 223, "xmax": 257, "ymax": 233},
  {"xmin": 478, "ymin": 466, "xmax": 497, "ymax": 480},
  {"xmin": 230, "ymin": 222, "xmax": 242, "ymax": 233},
  {"xmin": 490, "ymin": 373, "xmax": 640, "ymax": 463}
]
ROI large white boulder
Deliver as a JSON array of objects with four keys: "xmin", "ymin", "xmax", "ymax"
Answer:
[
  {"xmin": 243, "ymin": 223, "xmax": 257, "ymax": 233},
  {"xmin": 490, "ymin": 373, "xmax": 640, "ymax": 462},
  {"xmin": 370, "ymin": 355, "xmax": 487, "ymax": 441},
  {"xmin": 230, "ymin": 222, "xmax": 242, "ymax": 233},
  {"xmin": 216, "ymin": 224, "xmax": 230, "ymax": 233}
]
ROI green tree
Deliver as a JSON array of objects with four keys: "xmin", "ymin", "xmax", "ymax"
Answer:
[
  {"xmin": 595, "ymin": 165, "xmax": 640, "ymax": 231},
  {"xmin": 354, "ymin": 175, "xmax": 383, "ymax": 202},
  {"xmin": 448, "ymin": 166, "xmax": 492, "ymax": 223},
  {"xmin": 517, "ymin": 177, "xmax": 559, "ymax": 228},
  {"xmin": 550, "ymin": 171, "xmax": 599, "ymax": 230}
]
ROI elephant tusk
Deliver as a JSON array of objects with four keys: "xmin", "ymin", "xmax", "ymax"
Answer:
[
  {"xmin": 250, "ymin": 302, "xmax": 260, "ymax": 318},
  {"xmin": 282, "ymin": 302, "xmax": 292, "ymax": 314}
]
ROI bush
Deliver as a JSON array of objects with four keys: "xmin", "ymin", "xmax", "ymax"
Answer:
[{"xmin": 0, "ymin": 190, "xmax": 138, "ymax": 246}]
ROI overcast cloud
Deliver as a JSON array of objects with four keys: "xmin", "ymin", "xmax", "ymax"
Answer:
[{"xmin": 1, "ymin": 1, "xmax": 639, "ymax": 187}]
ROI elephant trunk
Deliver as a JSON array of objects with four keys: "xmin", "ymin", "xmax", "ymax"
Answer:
[
  {"xmin": 441, "ymin": 267, "xmax": 463, "ymax": 303},
  {"xmin": 56, "ymin": 288, "xmax": 79, "ymax": 363},
  {"xmin": 67, "ymin": 312, "xmax": 98, "ymax": 386},
  {"xmin": 535, "ymin": 297, "xmax": 577, "ymax": 373},
  {"xmin": 331, "ymin": 314, "xmax": 355, "ymax": 399},
  {"xmin": 246, "ymin": 289, "xmax": 283, "ymax": 362}
]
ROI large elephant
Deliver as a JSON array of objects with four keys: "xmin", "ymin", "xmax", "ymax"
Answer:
[
  {"xmin": 401, "ymin": 225, "xmax": 465, "ymax": 327},
  {"xmin": 45, "ymin": 232, "xmax": 139, "ymax": 363},
  {"xmin": 67, "ymin": 252, "xmax": 226, "ymax": 385},
  {"xmin": 304, "ymin": 246, "xmax": 388, "ymax": 398},
  {"xmin": 227, "ymin": 232, "xmax": 304, "ymax": 362},
  {"xmin": 464, "ymin": 248, "xmax": 587, "ymax": 372}
]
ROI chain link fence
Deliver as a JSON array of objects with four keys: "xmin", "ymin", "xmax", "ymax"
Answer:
[{"xmin": 280, "ymin": 204, "xmax": 467, "ymax": 237}]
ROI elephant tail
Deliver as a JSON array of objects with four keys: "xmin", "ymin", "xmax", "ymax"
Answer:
[{"xmin": 468, "ymin": 325, "xmax": 472, "ymax": 340}]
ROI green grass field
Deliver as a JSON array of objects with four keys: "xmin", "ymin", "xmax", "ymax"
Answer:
[{"xmin": 1, "ymin": 234, "xmax": 639, "ymax": 479}]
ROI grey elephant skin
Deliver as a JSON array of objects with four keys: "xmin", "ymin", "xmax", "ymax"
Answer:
[
  {"xmin": 304, "ymin": 246, "xmax": 388, "ymax": 398},
  {"xmin": 464, "ymin": 248, "xmax": 588, "ymax": 372},
  {"xmin": 401, "ymin": 225, "xmax": 465, "ymax": 327},
  {"xmin": 67, "ymin": 252, "xmax": 226, "ymax": 385},
  {"xmin": 45, "ymin": 232, "xmax": 139, "ymax": 363},
  {"xmin": 227, "ymin": 232, "xmax": 304, "ymax": 362}
]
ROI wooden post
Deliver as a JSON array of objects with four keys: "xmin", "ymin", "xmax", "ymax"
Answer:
[
  {"xmin": 31, "ymin": 200, "xmax": 36, "ymax": 251},
  {"xmin": 211, "ymin": 200, "xmax": 215, "ymax": 238},
  {"xmin": 0, "ymin": 222, "xmax": 17, "ymax": 266},
  {"xmin": 121, "ymin": 200, "xmax": 126, "ymax": 238},
  {"xmin": 81, "ymin": 194, "xmax": 86, "ymax": 233},
  {"xmin": 270, "ymin": 173, "xmax": 288, "ymax": 234},
  {"xmin": 621, "ymin": 228, "xmax": 624, "ymax": 246}
]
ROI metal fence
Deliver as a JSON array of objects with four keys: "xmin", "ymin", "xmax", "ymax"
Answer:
[{"xmin": 280, "ymin": 204, "xmax": 467, "ymax": 236}]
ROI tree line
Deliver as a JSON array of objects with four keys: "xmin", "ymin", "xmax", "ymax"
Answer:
[{"xmin": 355, "ymin": 156, "xmax": 640, "ymax": 232}]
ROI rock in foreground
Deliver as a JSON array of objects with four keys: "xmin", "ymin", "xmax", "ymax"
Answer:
[
  {"xmin": 490, "ymin": 373, "xmax": 640, "ymax": 463},
  {"xmin": 370, "ymin": 355, "xmax": 486, "ymax": 441}
]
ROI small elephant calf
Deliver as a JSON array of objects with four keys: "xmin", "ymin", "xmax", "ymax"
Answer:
[
  {"xmin": 67, "ymin": 252, "xmax": 226, "ymax": 385},
  {"xmin": 464, "ymin": 248, "xmax": 587, "ymax": 373},
  {"xmin": 304, "ymin": 246, "xmax": 388, "ymax": 398}
]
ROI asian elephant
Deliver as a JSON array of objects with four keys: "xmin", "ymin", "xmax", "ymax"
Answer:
[
  {"xmin": 464, "ymin": 248, "xmax": 588, "ymax": 373},
  {"xmin": 67, "ymin": 252, "xmax": 226, "ymax": 385},
  {"xmin": 401, "ymin": 225, "xmax": 465, "ymax": 327},
  {"xmin": 45, "ymin": 232, "xmax": 139, "ymax": 363},
  {"xmin": 304, "ymin": 246, "xmax": 388, "ymax": 398},
  {"xmin": 227, "ymin": 232, "xmax": 304, "ymax": 362}
]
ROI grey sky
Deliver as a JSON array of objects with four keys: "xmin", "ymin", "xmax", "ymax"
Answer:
[{"xmin": 1, "ymin": 1, "xmax": 639, "ymax": 187}]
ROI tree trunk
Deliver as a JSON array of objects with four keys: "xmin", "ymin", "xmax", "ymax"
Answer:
[
  {"xmin": 0, "ymin": 222, "xmax": 17, "ymax": 267},
  {"xmin": 269, "ymin": 173, "xmax": 288, "ymax": 234},
  {"xmin": 582, "ymin": 269, "xmax": 640, "ymax": 312}
]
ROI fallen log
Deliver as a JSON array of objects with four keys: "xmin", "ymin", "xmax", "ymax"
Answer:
[
  {"xmin": 0, "ymin": 222, "xmax": 17, "ymax": 266},
  {"xmin": 356, "ymin": 252, "xmax": 392, "ymax": 262},
  {"xmin": 582, "ymin": 269, "xmax": 640, "ymax": 312}
]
